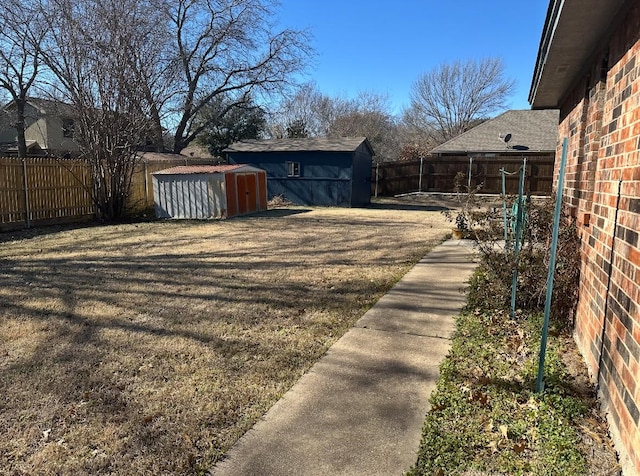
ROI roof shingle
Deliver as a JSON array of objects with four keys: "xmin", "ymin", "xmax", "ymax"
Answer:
[
  {"xmin": 224, "ymin": 137, "xmax": 372, "ymax": 154},
  {"xmin": 430, "ymin": 110, "xmax": 559, "ymax": 154}
]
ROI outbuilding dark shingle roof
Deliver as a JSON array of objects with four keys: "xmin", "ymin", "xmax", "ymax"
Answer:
[
  {"xmin": 224, "ymin": 137, "xmax": 374, "ymax": 154},
  {"xmin": 430, "ymin": 109, "xmax": 559, "ymax": 154}
]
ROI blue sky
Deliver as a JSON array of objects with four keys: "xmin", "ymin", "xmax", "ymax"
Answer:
[{"xmin": 277, "ymin": 0, "xmax": 550, "ymax": 115}]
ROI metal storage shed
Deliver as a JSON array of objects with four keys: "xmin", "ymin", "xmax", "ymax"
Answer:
[{"xmin": 152, "ymin": 164, "xmax": 267, "ymax": 219}]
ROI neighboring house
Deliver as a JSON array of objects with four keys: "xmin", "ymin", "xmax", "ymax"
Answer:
[
  {"xmin": 0, "ymin": 98, "xmax": 79, "ymax": 155},
  {"xmin": 530, "ymin": 1, "xmax": 640, "ymax": 473},
  {"xmin": 429, "ymin": 109, "xmax": 559, "ymax": 194},
  {"xmin": 224, "ymin": 137, "xmax": 374, "ymax": 207},
  {"xmin": 430, "ymin": 109, "xmax": 559, "ymax": 156}
]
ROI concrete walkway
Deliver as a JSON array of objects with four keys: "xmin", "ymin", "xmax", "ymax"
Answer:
[{"xmin": 211, "ymin": 240, "xmax": 478, "ymax": 476}]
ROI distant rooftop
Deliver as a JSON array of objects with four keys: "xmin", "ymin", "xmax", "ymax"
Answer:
[
  {"xmin": 430, "ymin": 110, "xmax": 559, "ymax": 155},
  {"xmin": 0, "ymin": 140, "xmax": 43, "ymax": 154},
  {"xmin": 2, "ymin": 97, "xmax": 75, "ymax": 117}
]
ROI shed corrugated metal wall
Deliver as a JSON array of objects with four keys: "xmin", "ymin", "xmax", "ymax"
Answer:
[
  {"xmin": 154, "ymin": 174, "xmax": 226, "ymax": 219},
  {"xmin": 152, "ymin": 165, "xmax": 267, "ymax": 219}
]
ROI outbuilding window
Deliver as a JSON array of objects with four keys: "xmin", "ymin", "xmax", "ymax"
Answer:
[
  {"xmin": 287, "ymin": 161, "xmax": 300, "ymax": 177},
  {"xmin": 62, "ymin": 118, "xmax": 75, "ymax": 138}
]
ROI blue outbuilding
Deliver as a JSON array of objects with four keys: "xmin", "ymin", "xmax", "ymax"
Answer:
[{"xmin": 224, "ymin": 137, "xmax": 374, "ymax": 207}]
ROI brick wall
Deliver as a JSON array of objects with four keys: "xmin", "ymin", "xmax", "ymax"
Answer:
[{"xmin": 556, "ymin": 3, "xmax": 640, "ymax": 473}]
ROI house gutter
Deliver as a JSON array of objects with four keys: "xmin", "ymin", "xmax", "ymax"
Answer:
[{"xmin": 529, "ymin": 0, "xmax": 565, "ymax": 106}]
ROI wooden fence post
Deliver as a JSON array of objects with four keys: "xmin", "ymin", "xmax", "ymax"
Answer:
[
  {"xmin": 375, "ymin": 162, "xmax": 379, "ymax": 198},
  {"xmin": 144, "ymin": 160, "xmax": 149, "ymax": 208},
  {"xmin": 22, "ymin": 158, "xmax": 31, "ymax": 228}
]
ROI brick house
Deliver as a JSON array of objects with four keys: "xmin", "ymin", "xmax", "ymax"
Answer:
[{"xmin": 529, "ymin": 1, "xmax": 640, "ymax": 473}]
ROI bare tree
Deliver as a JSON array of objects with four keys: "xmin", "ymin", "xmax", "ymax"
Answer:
[
  {"xmin": 269, "ymin": 86, "xmax": 400, "ymax": 160},
  {"xmin": 285, "ymin": 118, "xmax": 309, "ymax": 138},
  {"xmin": 267, "ymin": 83, "xmax": 348, "ymax": 138},
  {"xmin": 267, "ymin": 83, "xmax": 319, "ymax": 138},
  {"xmin": 23, "ymin": 0, "xmax": 308, "ymax": 217},
  {"xmin": 39, "ymin": 0, "xmax": 161, "ymax": 219},
  {"xmin": 407, "ymin": 57, "xmax": 515, "ymax": 144},
  {"xmin": 0, "ymin": 0, "xmax": 47, "ymax": 157},
  {"xmin": 328, "ymin": 91, "xmax": 400, "ymax": 161},
  {"xmin": 165, "ymin": 0, "xmax": 311, "ymax": 153}
]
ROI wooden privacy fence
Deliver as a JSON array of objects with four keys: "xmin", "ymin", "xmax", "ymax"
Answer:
[
  {"xmin": 0, "ymin": 156, "xmax": 214, "ymax": 230},
  {"xmin": 372, "ymin": 154, "xmax": 555, "ymax": 196}
]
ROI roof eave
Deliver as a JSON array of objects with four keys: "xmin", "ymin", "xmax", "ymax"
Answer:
[{"xmin": 529, "ymin": 0, "xmax": 631, "ymax": 109}]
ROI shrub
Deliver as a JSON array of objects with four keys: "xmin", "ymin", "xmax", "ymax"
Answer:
[{"xmin": 445, "ymin": 178, "xmax": 581, "ymax": 329}]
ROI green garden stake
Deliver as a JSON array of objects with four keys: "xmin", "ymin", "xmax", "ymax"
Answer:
[
  {"xmin": 536, "ymin": 138, "xmax": 569, "ymax": 393},
  {"xmin": 510, "ymin": 161, "xmax": 526, "ymax": 319}
]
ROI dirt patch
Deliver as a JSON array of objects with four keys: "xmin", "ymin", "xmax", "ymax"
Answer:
[{"xmin": 0, "ymin": 203, "xmax": 450, "ymax": 474}]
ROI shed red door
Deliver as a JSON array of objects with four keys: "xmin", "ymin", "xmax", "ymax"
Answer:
[
  {"xmin": 245, "ymin": 173, "xmax": 257, "ymax": 214},
  {"xmin": 236, "ymin": 173, "xmax": 258, "ymax": 215},
  {"xmin": 225, "ymin": 173, "xmax": 238, "ymax": 217}
]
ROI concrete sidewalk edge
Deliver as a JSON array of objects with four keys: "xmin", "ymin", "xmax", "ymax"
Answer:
[{"xmin": 211, "ymin": 239, "xmax": 478, "ymax": 476}]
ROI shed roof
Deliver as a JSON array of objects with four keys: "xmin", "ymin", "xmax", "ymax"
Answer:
[
  {"xmin": 224, "ymin": 137, "xmax": 374, "ymax": 155},
  {"xmin": 529, "ymin": 0, "xmax": 631, "ymax": 108},
  {"xmin": 153, "ymin": 164, "xmax": 261, "ymax": 175},
  {"xmin": 430, "ymin": 109, "xmax": 559, "ymax": 155}
]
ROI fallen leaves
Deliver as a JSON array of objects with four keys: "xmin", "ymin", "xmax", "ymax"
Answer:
[
  {"xmin": 513, "ymin": 440, "xmax": 527, "ymax": 454},
  {"xmin": 484, "ymin": 420, "xmax": 530, "ymax": 457}
]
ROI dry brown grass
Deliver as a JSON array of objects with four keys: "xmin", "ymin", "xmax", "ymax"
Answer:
[{"xmin": 0, "ymin": 201, "xmax": 450, "ymax": 474}]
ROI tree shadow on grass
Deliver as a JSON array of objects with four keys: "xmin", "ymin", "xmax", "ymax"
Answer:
[
  {"xmin": 0, "ymin": 221, "xmax": 101, "ymax": 244},
  {"xmin": 247, "ymin": 208, "xmax": 312, "ymax": 218},
  {"xmin": 0, "ymin": 209, "xmax": 449, "ymax": 473}
]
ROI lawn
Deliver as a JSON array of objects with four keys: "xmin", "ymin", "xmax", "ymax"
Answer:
[{"xmin": 0, "ymin": 203, "xmax": 450, "ymax": 474}]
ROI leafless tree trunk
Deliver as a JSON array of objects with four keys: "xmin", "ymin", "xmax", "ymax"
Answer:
[
  {"xmin": 0, "ymin": 0, "xmax": 46, "ymax": 157},
  {"xmin": 39, "ymin": 0, "xmax": 162, "ymax": 220},
  {"xmin": 407, "ymin": 57, "xmax": 516, "ymax": 144}
]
